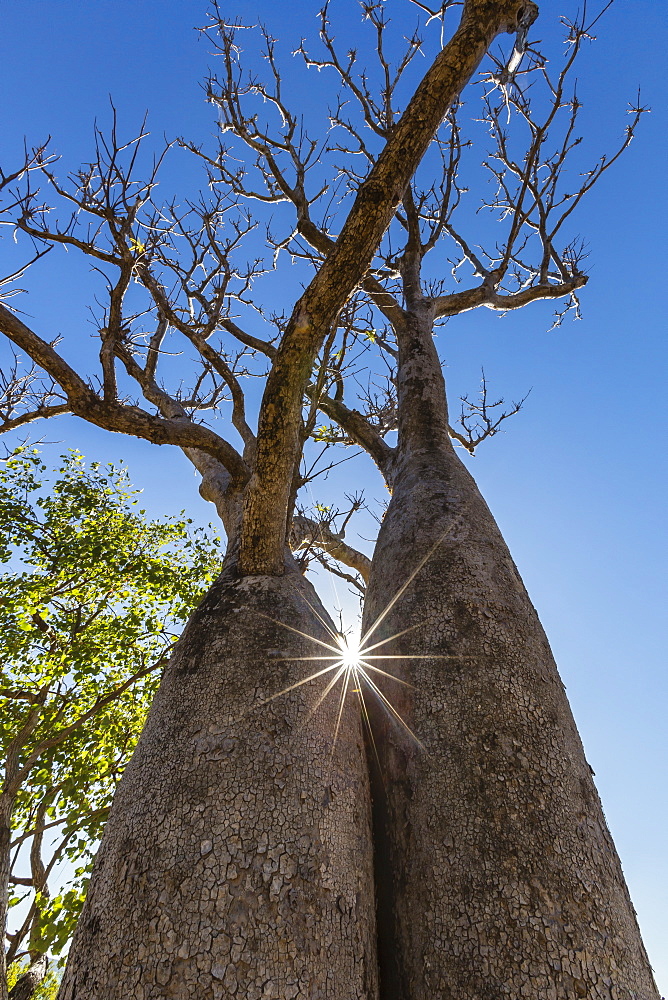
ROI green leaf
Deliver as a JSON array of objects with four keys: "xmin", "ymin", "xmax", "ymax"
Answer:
[{"xmin": 1, "ymin": 448, "xmax": 222, "ymax": 965}]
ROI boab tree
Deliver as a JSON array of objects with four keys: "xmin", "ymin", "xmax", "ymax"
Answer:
[
  {"xmin": 0, "ymin": 3, "xmax": 547, "ymax": 998},
  {"xmin": 191, "ymin": 6, "xmax": 659, "ymax": 997},
  {"xmin": 0, "ymin": 2, "xmax": 658, "ymax": 999}
]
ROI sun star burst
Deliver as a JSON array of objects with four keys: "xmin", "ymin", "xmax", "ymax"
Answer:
[
  {"xmin": 255, "ymin": 611, "xmax": 426, "ymax": 751},
  {"xmin": 253, "ymin": 526, "xmax": 460, "ymax": 753}
]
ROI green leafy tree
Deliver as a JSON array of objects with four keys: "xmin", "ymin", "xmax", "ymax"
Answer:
[{"xmin": 0, "ymin": 450, "xmax": 221, "ymax": 998}]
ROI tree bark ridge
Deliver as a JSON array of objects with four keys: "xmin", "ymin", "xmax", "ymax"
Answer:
[
  {"xmin": 362, "ymin": 449, "xmax": 660, "ymax": 999},
  {"xmin": 58, "ymin": 566, "xmax": 377, "ymax": 1000}
]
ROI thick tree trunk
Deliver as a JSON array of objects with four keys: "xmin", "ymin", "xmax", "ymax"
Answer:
[
  {"xmin": 362, "ymin": 447, "xmax": 659, "ymax": 1000},
  {"xmin": 59, "ymin": 565, "xmax": 377, "ymax": 1000}
]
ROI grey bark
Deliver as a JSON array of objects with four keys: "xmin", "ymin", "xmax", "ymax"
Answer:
[
  {"xmin": 360, "ymin": 309, "xmax": 660, "ymax": 998},
  {"xmin": 58, "ymin": 565, "xmax": 377, "ymax": 1000},
  {"xmin": 8, "ymin": 956, "xmax": 48, "ymax": 1000}
]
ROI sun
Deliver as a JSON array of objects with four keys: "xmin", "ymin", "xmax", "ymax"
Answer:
[
  {"xmin": 336, "ymin": 633, "xmax": 362, "ymax": 671},
  {"xmin": 254, "ymin": 608, "xmax": 422, "ymax": 751},
  {"xmin": 253, "ymin": 527, "xmax": 458, "ymax": 751}
]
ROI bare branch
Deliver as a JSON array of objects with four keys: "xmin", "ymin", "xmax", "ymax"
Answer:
[
  {"xmin": 311, "ymin": 391, "xmax": 395, "ymax": 476},
  {"xmin": 0, "ymin": 304, "xmax": 250, "ymax": 484},
  {"xmin": 291, "ymin": 513, "xmax": 371, "ymax": 584},
  {"xmin": 451, "ymin": 370, "xmax": 529, "ymax": 453},
  {"xmin": 432, "ymin": 274, "xmax": 588, "ymax": 318},
  {"xmin": 241, "ymin": 0, "xmax": 539, "ymax": 574},
  {"xmin": 0, "ymin": 350, "xmax": 69, "ymax": 433},
  {"xmin": 312, "ymin": 552, "xmax": 366, "ymax": 594}
]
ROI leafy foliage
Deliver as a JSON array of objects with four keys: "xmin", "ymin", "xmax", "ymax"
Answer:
[
  {"xmin": 1, "ymin": 450, "xmax": 221, "ymax": 977},
  {"xmin": 6, "ymin": 958, "xmax": 58, "ymax": 999}
]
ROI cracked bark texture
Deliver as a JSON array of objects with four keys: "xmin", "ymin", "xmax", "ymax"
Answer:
[
  {"xmin": 58, "ymin": 566, "xmax": 377, "ymax": 1000},
  {"xmin": 361, "ymin": 316, "xmax": 660, "ymax": 997}
]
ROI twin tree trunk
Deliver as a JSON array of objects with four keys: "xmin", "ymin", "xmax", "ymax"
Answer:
[
  {"xmin": 363, "ymin": 446, "xmax": 660, "ymax": 999},
  {"xmin": 58, "ymin": 471, "xmax": 660, "ymax": 1000},
  {"xmin": 59, "ymin": 567, "xmax": 377, "ymax": 1000},
  {"xmin": 57, "ymin": 448, "xmax": 661, "ymax": 1000},
  {"xmin": 56, "ymin": 315, "xmax": 659, "ymax": 999}
]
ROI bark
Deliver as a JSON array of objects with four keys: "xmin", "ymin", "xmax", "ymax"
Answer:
[
  {"xmin": 59, "ymin": 565, "xmax": 377, "ymax": 1000},
  {"xmin": 361, "ymin": 309, "xmax": 660, "ymax": 997},
  {"xmin": 8, "ymin": 956, "xmax": 48, "ymax": 1000},
  {"xmin": 363, "ymin": 451, "xmax": 660, "ymax": 999}
]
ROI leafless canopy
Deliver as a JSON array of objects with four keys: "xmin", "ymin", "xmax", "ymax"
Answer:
[{"xmin": 0, "ymin": 0, "xmax": 640, "ymax": 581}]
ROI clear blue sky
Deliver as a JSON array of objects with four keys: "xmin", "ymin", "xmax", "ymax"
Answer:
[{"xmin": 1, "ymin": 0, "xmax": 666, "ymax": 988}]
